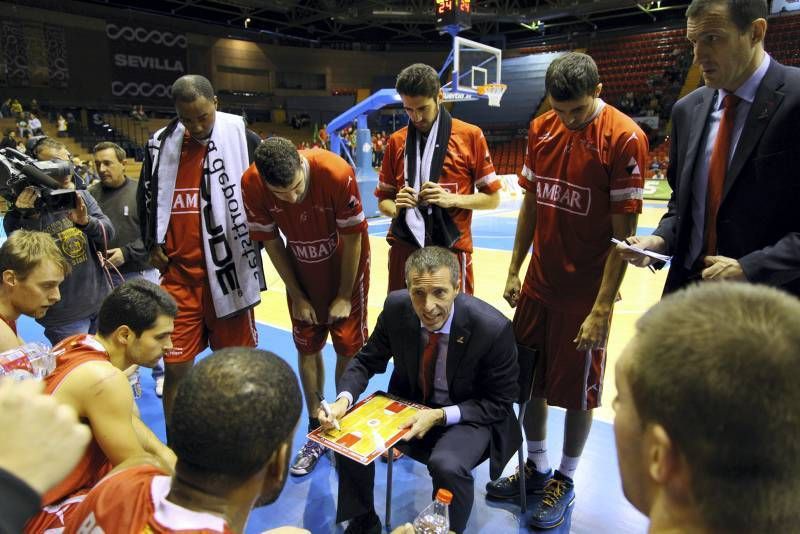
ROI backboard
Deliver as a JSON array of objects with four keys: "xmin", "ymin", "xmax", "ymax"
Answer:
[{"xmin": 441, "ymin": 36, "xmax": 504, "ymax": 106}]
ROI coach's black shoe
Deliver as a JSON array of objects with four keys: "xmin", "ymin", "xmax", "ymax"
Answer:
[
  {"xmin": 485, "ymin": 459, "xmax": 552, "ymax": 500},
  {"xmin": 344, "ymin": 510, "xmax": 381, "ymax": 534}
]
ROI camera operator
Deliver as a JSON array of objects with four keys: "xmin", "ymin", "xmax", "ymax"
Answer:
[
  {"xmin": 2, "ymin": 148, "xmax": 115, "ymax": 345},
  {"xmin": 29, "ymin": 137, "xmax": 87, "ymax": 190}
]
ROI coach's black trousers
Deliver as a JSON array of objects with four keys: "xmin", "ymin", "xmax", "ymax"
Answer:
[{"xmin": 335, "ymin": 422, "xmax": 491, "ymax": 534}]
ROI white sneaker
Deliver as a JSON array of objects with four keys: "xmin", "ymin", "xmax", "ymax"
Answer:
[{"xmin": 155, "ymin": 376, "xmax": 165, "ymax": 398}]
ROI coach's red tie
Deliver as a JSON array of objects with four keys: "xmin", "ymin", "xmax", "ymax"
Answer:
[
  {"xmin": 419, "ymin": 332, "xmax": 441, "ymax": 402},
  {"xmin": 705, "ymin": 94, "xmax": 741, "ymax": 256}
]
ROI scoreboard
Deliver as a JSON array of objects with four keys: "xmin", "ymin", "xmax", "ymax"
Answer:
[{"xmin": 435, "ymin": 0, "xmax": 472, "ymax": 32}]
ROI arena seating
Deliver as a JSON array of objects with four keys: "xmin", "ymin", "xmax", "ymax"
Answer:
[
  {"xmin": 488, "ymin": 137, "xmax": 527, "ymax": 176},
  {"xmin": 766, "ymin": 13, "xmax": 800, "ymax": 67},
  {"xmin": 588, "ymin": 28, "xmax": 691, "ymax": 105}
]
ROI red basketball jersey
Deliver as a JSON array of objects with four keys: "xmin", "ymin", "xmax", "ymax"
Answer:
[
  {"xmin": 519, "ymin": 101, "xmax": 648, "ymax": 314},
  {"xmin": 164, "ymin": 132, "xmax": 207, "ymax": 285},
  {"xmin": 25, "ymin": 335, "xmax": 113, "ymax": 533},
  {"xmin": 242, "ymin": 148, "xmax": 370, "ymax": 305},
  {"xmin": 66, "ymin": 465, "xmax": 235, "ymax": 533},
  {"xmin": 376, "ymin": 118, "xmax": 500, "ymax": 254}
]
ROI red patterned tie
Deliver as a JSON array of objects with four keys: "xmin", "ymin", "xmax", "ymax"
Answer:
[
  {"xmin": 419, "ymin": 332, "xmax": 441, "ymax": 402},
  {"xmin": 705, "ymin": 94, "xmax": 741, "ymax": 256}
]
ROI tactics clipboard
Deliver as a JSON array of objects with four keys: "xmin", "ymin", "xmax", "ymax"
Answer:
[{"xmin": 308, "ymin": 391, "xmax": 427, "ymax": 465}]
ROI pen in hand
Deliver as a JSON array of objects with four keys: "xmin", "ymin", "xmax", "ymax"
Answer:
[
  {"xmin": 624, "ymin": 237, "xmax": 656, "ymax": 273},
  {"xmin": 317, "ymin": 392, "xmax": 341, "ymax": 431}
]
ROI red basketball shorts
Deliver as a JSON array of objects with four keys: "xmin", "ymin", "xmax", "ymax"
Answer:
[
  {"xmin": 161, "ymin": 278, "xmax": 257, "ymax": 364},
  {"xmin": 513, "ymin": 295, "xmax": 608, "ymax": 410},
  {"xmin": 289, "ymin": 266, "xmax": 369, "ymax": 357}
]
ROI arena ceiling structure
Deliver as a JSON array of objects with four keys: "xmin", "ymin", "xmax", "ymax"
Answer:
[{"xmin": 64, "ymin": 0, "xmax": 690, "ymax": 47}]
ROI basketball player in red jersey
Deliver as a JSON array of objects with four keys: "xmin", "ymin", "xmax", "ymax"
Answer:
[
  {"xmin": 0, "ymin": 230, "xmax": 69, "ymax": 352},
  {"xmin": 138, "ymin": 75, "xmax": 263, "ymax": 427},
  {"xmin": 486, "ymin": 52, "xmax": 648, "ymax": 529},
  {"xmin": 25, "ymin": 280, "xmax": 177, "ymax": 533},
  {"xmin": 66, "ymin": 347, "xmax": 306, "ymax": 534},
  {"xmin": 242, "ymin": 137, "xmax": 370, "ymax": 476},
  {"xmin": 377, "ymin": 63, "xmax": 501, "ymax": 295}
]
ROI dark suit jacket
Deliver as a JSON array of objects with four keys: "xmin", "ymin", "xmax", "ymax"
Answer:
[
  {"xmin": 339, "ymin": 291, "xmax": 521, "ymax": 480},
  {"xmin": 653, "ymin": 59, "xmax": 800, "ymax": 295}
]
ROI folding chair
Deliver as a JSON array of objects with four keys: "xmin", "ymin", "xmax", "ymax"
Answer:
[{"xmin": 515, "ymin": 344, "xmax": 539, "ymax": 513}]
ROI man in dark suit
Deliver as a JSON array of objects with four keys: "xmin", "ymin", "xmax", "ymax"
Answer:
[
  {"xmin": 619, "ymin": 0, "xmax": 800, "ymax": 296},
  {"xmin": 319, "ymin": 246, "xmax": 520, "ymax": 534}
]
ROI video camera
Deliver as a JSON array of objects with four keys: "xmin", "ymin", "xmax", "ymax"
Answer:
[{"xmin": 0, "ymin": 148, "xmax": 78, "ymax": 212}]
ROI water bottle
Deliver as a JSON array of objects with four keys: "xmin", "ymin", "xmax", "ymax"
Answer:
[
  {"xmin": 412, "ymin": 488, "xmax": 452, "ymax": 534},
  {"xmin": 129, "ymin": 368, "xmax": 142, "ymax": 399},
  {"xmin": 0, "ymin": 342, "xmax": 55, "ymax": 380}
]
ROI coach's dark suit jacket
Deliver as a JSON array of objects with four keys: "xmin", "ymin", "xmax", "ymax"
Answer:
[
  {"xmin": 653, "ymin": 59, "xmax": 800, "ymax": 296},
  {"xmin": 339, "ymin": 290, "xmax": 521, "ymax": 480}
]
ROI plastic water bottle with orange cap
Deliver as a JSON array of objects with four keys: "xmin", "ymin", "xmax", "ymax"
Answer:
[{"xmin": 412, "ymin": 488, "xmax": 452, "ymax": 533}]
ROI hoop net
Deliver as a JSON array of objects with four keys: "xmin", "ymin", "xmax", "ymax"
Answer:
[{"xmin": 476, "ymin": 83, "xmax": 507, "ymax": 107}]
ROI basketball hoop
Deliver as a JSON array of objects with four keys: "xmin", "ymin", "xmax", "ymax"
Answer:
[{"xmin": 477, "ymin": 83, "xmax": 507, "ymax": 107}]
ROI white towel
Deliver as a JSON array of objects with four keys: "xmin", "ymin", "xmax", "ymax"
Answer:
[
  {"xmin": 151, "ymin": 111, "xmax": 264, "ymax": 319},
  {"xmin": 403, "ymin": 112, "xmax": 441, "ymax": 248}
]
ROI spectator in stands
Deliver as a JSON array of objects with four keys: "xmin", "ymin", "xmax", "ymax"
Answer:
[
  {"xmin": 653, "ymin": 168, "xmax": 666, "ymax": 180},
  {"xmin": 65, "ymin": 347, "xmax": 306, "ymax": 534},
  {"xmin": 339, "ymin": 129, "xmax": 353, "ymax": 158},
  {"xmin": 290, "ymin": 112, "xmax": 310, "ymax": 129},
  {"xmin": 0, "ymin": 230, "xmax": 70, "ymax": 351},
  {"xmin": 15, "ymin": 135, "xmax": 26, "ymax": 153},
  {"xmin": 65, "ymin": 112, "xmax": 76, "ymax": 133},
  {"xmin": 10, "ymin": 98, "xmax": 23, "ymax": 119},
  {"xmin": 614, "ymin": 282, "xmax": 800, "ymax": 533},
  {"xmin": 28, "ymin": 113, "xmax": 43, "ymax": 136},
  {"xmin": 24, "ymin": 279, "xmax": 178, "ymax": 532},
  {"xmin": 650, "ymin": 158, "xmax": 662, "ymax": 172},
  {"xmin": 56, "ymin": 114, "xmax": 68, "ymax": 137},
  {"xmin": 83, "ymin": 159, "xmax": 100, "ymax": 186},
  {"xmin": 486, "ymin": 52, "xmax": 648, "ymax": 530},
  {"xmin": 3, "ymin": 137, "xmax": 115, "ymax": 344},
  {"xmin": 138, "ymin": 74, "xmax": 263, "ymax": 430},
  {"xmin": 647, "ymin": 95, "xmax": 661, "ymax": 116},
  {"xmin": 348, "ymin": 127, "xmax": 357, "ymax": 156},
  {"xmin": 319, "ymin": 122, "xmax": 329, "ymax": 148},
  {"xmin": 29, "ymin": 98, "xmax": 39, "ymax": 115},
  {"xmin": 0, "ymin": 129, "xmax": 17, "ymax": 149},
  {"xmin": 17, "ymin": 115, "xmax": 30, "ymax": 139},
  {"xmin": 0, "ymin": 98, "xmax": 10, "ymax": 118},
  {"xmin": 377, "ymin": 63, "xmax": 501, "ymax": 295},
  {"xmin": 136, "ymin": 104, "xmax": 147, "ymax": 121}
]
